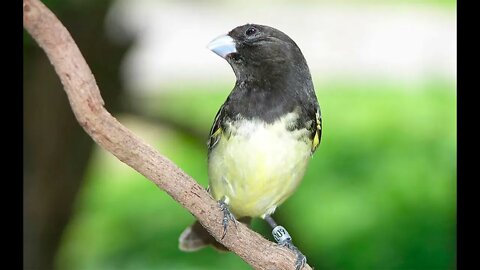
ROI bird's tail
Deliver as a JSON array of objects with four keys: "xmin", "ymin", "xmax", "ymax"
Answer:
[{"xmin": 178, "ymin": 217, "xmax": 252, "ymax": 252}]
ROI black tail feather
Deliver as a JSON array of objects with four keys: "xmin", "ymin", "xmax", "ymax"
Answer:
[{"xmin": 178, "ymin": 217, "xmax": 252, "ymax": 252}]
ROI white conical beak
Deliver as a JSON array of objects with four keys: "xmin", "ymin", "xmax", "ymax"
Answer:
[{"xmin": 207, "ymin": 34, "xmax": 237, "ymax": 58}]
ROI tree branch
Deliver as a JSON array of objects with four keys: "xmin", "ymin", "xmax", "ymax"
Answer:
[{"xmin": 23, "ymin": 0, "xmax": 313, "ymax": 269}]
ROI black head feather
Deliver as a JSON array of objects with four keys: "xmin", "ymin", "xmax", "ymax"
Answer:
[
  {"xmin": 207, "ymin": 24, "xmax": 322, "ymax": 152},
  {"xmin": 226, "ymin": 24, "xmax": 310, "ymax": 83}
]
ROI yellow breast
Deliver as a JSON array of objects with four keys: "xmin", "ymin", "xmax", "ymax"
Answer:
[{"xmin": 208, "ymin": 113, "xmax": 312, "ymax": 218}]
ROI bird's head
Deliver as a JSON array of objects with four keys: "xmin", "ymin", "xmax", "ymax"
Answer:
[{"xmin": 207, "ymin": 24, "xmax": 311, "ymax": 83}]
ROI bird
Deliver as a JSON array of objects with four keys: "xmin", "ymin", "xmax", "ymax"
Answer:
[{"xmin": 179, "ymin": 23, "xmax": 322, "ymax": 270}]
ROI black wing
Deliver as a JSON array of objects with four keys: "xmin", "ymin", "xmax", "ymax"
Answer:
[
  {"xmin": 207, "ymin": 103, "xmax": 227, "ymax": 154},
  {"xmin": 311, "ymin": 107, "xmax": 322, "ymax": 154}
]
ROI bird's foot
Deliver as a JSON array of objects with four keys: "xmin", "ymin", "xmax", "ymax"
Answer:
[
  {"xmin": 272, "ymin": 225, "xmax": 307, "ymax": 270},
  {"xmin": 281, "ymin": 239, "xmax": 307, "ymax": 270},
  {"xmin": 219, "ymin": 198, "xmax": 237, "ymax": 239}
]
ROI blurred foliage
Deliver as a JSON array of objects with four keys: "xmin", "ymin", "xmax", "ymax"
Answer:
[
  {"xmin": 25, "ymin": 0, "xmax": 455, "ymax": 269},
  {"xmin": 55, "ymin": 79, "xmax": 455, "ymax": 270},
  {"xmin": 267, "ymin": 0, "xmax": 457, "ymax": 8},
  {"xmin": 24, "ymin": 0, "xmax": 130, "ymax": 268},
  {"xmin": 316, "ymin": 0, "xmax": 456, "ymax": 8}
]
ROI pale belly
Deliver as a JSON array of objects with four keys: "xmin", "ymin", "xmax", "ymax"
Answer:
[{"xmin": 208, "ymin": 119, "xmax": 312, "ymax": 218}]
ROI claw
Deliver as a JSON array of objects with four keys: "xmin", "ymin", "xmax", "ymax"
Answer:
[
  {"xmin": 271, "ymin": 224, "xmax": 307, "ymax": 270},
  {"xmin": 281, "ymin": 240, "xmax": 307, "ymax": 270},
  {"xmin": 219, "ymin": 199, "xmax": 237, "ymax": 239}
]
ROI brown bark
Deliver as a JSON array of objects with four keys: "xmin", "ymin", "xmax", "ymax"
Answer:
[{"xmin": 23, "ymin": 0, "xmax": 313, "ymax": 269}]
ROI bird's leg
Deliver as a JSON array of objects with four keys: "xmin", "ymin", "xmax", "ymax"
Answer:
[
  {"xmin": 219, "ymin": 196, "xmax": 237, "ymax": 239},
  {"xmin": 264, "ymin": 214, "xmax": 307, "ymax": 270}
]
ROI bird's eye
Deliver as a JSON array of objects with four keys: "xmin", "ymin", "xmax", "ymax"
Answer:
[{"xmin": 245, "ymin": 27, "xmax": 257, "ymax": 36}]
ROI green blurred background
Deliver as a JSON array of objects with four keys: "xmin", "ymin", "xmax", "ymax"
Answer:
[{"xmin": 24, "ymin": 0, "xmax": 456, "ymax": 269}]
